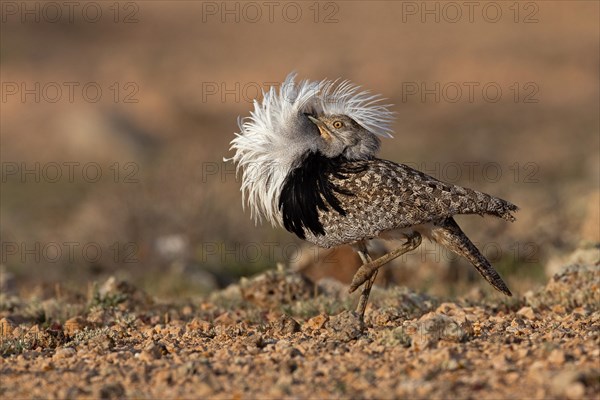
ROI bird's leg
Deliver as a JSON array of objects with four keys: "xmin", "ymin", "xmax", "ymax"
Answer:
[
  {"xmin": 349, "ymin": 232, "xmax": 422, "ymax": 293},
  {"xmin": 355, "ymin": 249, "xmax": 376, "ymax": 320}
]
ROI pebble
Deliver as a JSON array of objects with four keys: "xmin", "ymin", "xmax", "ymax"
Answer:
[
  {"xmin": 411, "ymin": 313, "xmax": 468, "ymax": 349},
  {"xmin": 98, "ymin": 383, "xmax": 125, "ymax": 399},
  {"xmin": 550, "ymin": 370, "xmax": 585, "ymax": 398},
  {"xmin": 137, "ymin": 342, "xmax": 164, "ymax": 362},
  {"xmin": 326, "ymin": 311, "xmax": 363, "ymax": 342},
  {"xmin": 277, "ymin": 315, "xmax": 301, "ymax": 335},
  {"xmin": 186, "ymin": 318, "xmax": 212, "ymax": 332},
  {"xmin": 548, "ymin": 349, "xmax": 566, "ymax": 365},
  {"xmin": 64, "ymin": 316, "xmax": 86, "ymax": 335},
  {"xmin": 565, "ymin": 382, "xmax": 586, "ymax": 399},
  {"xmin": 517, "ymin": 307, "xmax": 537, "ymax": 320},
  {"xmin": 53, "ymin": 347, "xmax": 76, "ymax": 360},
  {"xmin": 304, "ymin": 314, "xmax": 329, "ymax": 331}
]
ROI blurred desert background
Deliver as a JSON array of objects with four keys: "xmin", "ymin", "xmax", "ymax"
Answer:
[
  {"xmin": 1, "ymin": 1, "xmax": 598, "ymax": 299},
  {"xmin": 1, "ymin": 2, "xmax": 599, "ymax": 399}
]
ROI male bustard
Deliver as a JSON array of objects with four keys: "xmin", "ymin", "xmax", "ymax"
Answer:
[{"xmin": 227, "ymin": 73, "xmax": 517, "ymax": 320}]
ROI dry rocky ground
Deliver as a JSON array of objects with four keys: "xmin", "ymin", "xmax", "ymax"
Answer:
[{"xmin": 1, "ymin": 246, "xmax": 599, "ymax": 399}]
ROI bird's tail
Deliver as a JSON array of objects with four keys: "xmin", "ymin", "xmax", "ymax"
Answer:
[
  {"xmin": 478, "ymin": 192, "xmax": 518, "ymax": 222},
  {"xmin": 432, "ymin": 217, "xmax": 512, "ymax": 296}
]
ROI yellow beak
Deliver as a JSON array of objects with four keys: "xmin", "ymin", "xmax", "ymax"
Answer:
[{"xmin": 307, "ymin": 115, "xmax": 331, "ymax": 140}]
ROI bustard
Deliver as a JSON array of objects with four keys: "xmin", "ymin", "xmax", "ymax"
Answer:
[{"xmin": 228, "ymin": 73, "xmax": 517, "ymax": 320}]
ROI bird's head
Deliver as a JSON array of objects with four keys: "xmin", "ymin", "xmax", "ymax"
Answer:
[{"xmin": 306, "ymin": 114, "xmax": 381, "ymax": 160}]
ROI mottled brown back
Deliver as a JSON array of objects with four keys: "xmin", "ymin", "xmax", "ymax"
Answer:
[{"xmin": 305, "ymin": 158, "xmax": 518, "ymax": 248}]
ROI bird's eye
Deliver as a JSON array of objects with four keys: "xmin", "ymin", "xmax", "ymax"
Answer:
[{"xmin": 332, "ymin": 121, "xmax": 344, "ymax": 129}]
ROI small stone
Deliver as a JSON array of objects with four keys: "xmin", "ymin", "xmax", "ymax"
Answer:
[
  {"xmin": 550, "ymin": 370, "xmax": 583, "ymax": 397},
  {"xmin": 155, "ymin": 368, "xmax": 174, "ymax": 385},
  {"xmin": 505, "ymin": 372, "xmax": 520, "ymax": 384},
  {"xmin": 54, "ymin": 347, "xmax": 76, "ymax": 360},
  {"xmin": 187, "ymin": 318, "xmax": 212, "ymax": 332},
  {"xmin": 516, "ymin": 348, "xmax": 530, "ymax": 359},
  {"xmin": 126, "ymin": 372, "xmax": 140, "ymax": 384},
  {"xmin": 61, "ymin": 386, "xmax": 88, "ymax": 399},
  {"xmin": 144, "ymin": 326, "xmax": 157, "ymax": 337},
  {"xmin": 41, "ymin": 360, "xmax": 54, "ymax": 371},
  {"xmin": 565, "ymin": 382, "xmax": 586, "ymax": 399},
  {"xmin": 167, "ymin": 324, "xmax": 184, "ymax": 336},
  {"xmin": 491, "ymin": 354, "xmax": 507, "ymax": 371},
  {"xmin": 411, "ymin": 313, "xmax": 468, "ymax": 349},
  {"xmin": 98, "ymin": 383, "xmax": 125, "ymax": 399},
  {"xmin": 445, "ymin": 358, "xmax": 460, "ymax": 371},
  {"xmin": 304, "ymin": 314, "xmax": 329, "ymax": 331},
  {"xmin": 244, "ymin": 333, "xmax": 266, "ymax": 350},
  {"xmin": 389, "ymin": 326, "xmax": 412, "ymax": 348},
  {"xmin": 517, "ymin": 307, "xmax": 537, "ymax": 320},
  {"xmin": 214, "ymin": 312, "xmax": 236, "ymax": 326},
  {"xmin": 572, "ymin": 307, "xmax": 587, "ymax": 316},
  {"xmin": 548, "ymin": 349, "xmax": 566, "ymax": 365},
  {"xmin": 139, "ymin": 342, "xmax": 165, "ymax": 361},
  {"xmin": 277, "ymin": 315, "xmax": 300, "ymax": 335},
  {"xmin": 471, "ymin": 321, "xmax": 482, "ymax": 336},
  {"xmin": 64, "ymin": 316, "xmax": 86, "ymax": 335},
  {"xmin": 326, "ymin": 311, "xmax": 363, "ymax": 342},
  {"xmin": 551, "ymin": 304, "xmax": 566, "ymax": 314},
  {"xmin": 435, "ymin": 302, "xmax": 468, "ymax": 321},
  {"xmin": 428, "ymin": 347, "xmax": 452, "ymax": 364},
  {"xmin": 530, "ymin": 360, "xmax": 546, "ymax": 370}
]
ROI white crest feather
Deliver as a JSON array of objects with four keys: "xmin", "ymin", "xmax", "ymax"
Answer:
[{"xmin": 226, "ymin": 72, "xmax": 395, "ymax": 226}]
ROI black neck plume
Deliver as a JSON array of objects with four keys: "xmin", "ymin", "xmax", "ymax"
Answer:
[{"xmin": 278, "ymin": 152, "xmax": 366, "ymax": 239}]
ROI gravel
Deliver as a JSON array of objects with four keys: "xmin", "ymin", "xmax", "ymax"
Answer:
[{"xmin": 0, "ymin": 254, "xmax": 598, "ymax": 399}]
